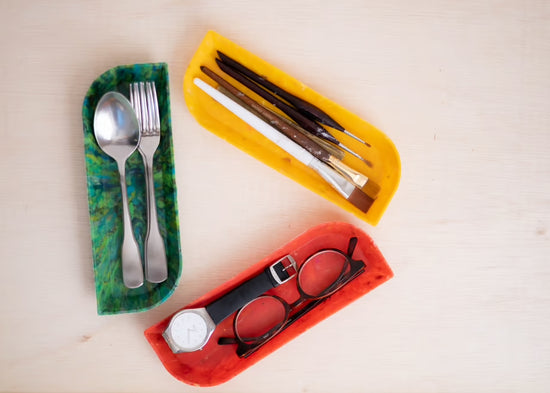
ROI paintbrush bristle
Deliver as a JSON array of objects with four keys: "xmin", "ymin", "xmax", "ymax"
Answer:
[{"xmin": 363, "ymin": 180, "xmax": 381, "ymax": 199}]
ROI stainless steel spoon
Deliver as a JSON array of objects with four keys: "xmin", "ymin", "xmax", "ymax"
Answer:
[{"xmin": 94, "ymin": 92, "xmax": 144, "ymax": 289}]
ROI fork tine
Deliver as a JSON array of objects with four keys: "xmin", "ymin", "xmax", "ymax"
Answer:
[
  {"xmin": 130, "ymin": 81, "xmax": 161, "ymax": 136},
  {"xmin": 129, "ymin": 83, "xmax": 135, "ymax": 114},
  {"xmin": 150, "ymin": 82, "xmax": 160, "ymax": 131},
  {"xmin": 129, "ymin": 83, "xmax": 134, "ymax": 105},
  {"xmin": 138, "ymin": 82, "xmax": 149, "ymax": 132},
  {"xmin": 145, "ymin": 82, "xmax": 154, "ymax": 133},
  {"xmin": 130, "ymin": 83, "xmax": 142, "ymax": 132}
]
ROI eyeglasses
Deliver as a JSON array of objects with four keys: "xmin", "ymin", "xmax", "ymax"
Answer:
[{"xmin": 218, "ymin": 237, "xmax": 366, "ymax": 358}]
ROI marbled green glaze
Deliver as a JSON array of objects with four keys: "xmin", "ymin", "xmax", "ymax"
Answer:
[{"xmin": 82, "ymin": 63, "xmax": 181, "ymax": 315}]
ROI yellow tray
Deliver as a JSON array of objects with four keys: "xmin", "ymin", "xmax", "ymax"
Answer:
[{"xmin": 184, "ymin": 31, "xmax": 400, "ymax": 225}]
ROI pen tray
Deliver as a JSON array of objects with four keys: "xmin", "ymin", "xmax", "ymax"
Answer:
[
  {"xmin": 144, "ymin": 221, "xmax": 393, "ymax": 386},
  {"xmin": 184, "ymin": 31, "xmax": 401, "ymax": 225},
  {"xmin": 82, "ymin": 63, "xmax": 182, "ymax": 315}
]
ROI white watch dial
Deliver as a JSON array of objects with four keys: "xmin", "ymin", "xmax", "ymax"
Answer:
[{"xmin": 169, "ymin": 311, "xmax": 209, "ymax": 350}]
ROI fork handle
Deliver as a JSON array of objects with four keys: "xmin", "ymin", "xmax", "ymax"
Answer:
[
  {"xmin": 117, "ymin": 161, "xmax": 144, "ymax": 289},
  {"xmin": 142, "ymin": 153, "xmax": 168, "ymax": 283}
]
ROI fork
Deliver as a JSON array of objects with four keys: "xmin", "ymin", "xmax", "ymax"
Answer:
[{"xmin": 130, "ymin": 81, "xmax": 168, "ymax": 283}]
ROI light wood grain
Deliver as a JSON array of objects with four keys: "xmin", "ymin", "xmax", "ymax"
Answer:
[{"xmin": 1, "ymin": 0, "xmax": 549, "ymax": 392}]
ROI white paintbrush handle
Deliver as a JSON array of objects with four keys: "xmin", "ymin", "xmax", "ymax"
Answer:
[
  {"xmin": 193, "ymin": 77, "xmax": 356, "ymax": 198},
  {"xmin": 194, "ymin": 78, "xmax": 313, "ymax": 167}
]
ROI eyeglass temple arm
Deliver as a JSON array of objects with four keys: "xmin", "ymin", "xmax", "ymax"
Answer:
[{"xmin": 347, "ymin": 236, "xmax": 358, "ymax": 256}]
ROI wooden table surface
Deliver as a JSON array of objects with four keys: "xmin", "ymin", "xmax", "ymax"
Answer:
[{"xmin": 1, "ymin": 1, "xmax": 549, "ymax": 392}]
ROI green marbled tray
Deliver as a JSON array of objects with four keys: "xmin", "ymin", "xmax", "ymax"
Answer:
[{"xmin": 82, "ymin": 63, "xmax": 181, "ymax": 315}]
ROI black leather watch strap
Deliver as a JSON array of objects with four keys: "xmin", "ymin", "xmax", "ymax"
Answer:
[{"xmin": 205, "ymin": 257, "xmax": 295, "ymax": 325}]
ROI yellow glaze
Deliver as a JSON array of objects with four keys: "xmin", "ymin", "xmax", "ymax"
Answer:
[{"xmin": 184, "ymin": 31, "xmax": 401, "ymax": 225}]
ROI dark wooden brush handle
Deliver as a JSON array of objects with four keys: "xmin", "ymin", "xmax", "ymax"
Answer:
[
  {"xmin": 217, "ymin": 51, "xmax": 344, "ymax": 131},
  {"xmin": 201, "ymin": 66, "xmax": 331, "ymax": 162},
  {"xmin": 215, "ymin": 58, "xmax": 340, "ymax": 146}
]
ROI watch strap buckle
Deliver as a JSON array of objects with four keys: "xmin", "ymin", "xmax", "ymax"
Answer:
[{"xmin": 269, "ymin": 255, "xmax": 297, "ymax": 285}]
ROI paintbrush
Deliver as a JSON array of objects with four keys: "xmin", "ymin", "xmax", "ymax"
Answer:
[
  {"xmin": 215, "ymin": 58, "xmax": 373, "ymax": 168},
  {"xmin": 193, "ymin": 76, "xmax": 376, "ymax": 213},
  {"xmin": 203, "ymin": 66, "xmax": 375, "ymax": 191},
  {"xmin": 219, "ymin": 85, "xmax": 343, "ymax": 160},
  {"xmin": 217, "ymin": 51, "xmax": 372, "ymax": 147},
  {"xmin": 216, "ymin": 86, "xmax": 368, "ymax": 189},
  {"xmin": 254, "ymin": 96, "xmax": 345, "ymax": 160}
]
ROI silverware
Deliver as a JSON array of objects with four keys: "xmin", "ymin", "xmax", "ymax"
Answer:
[
  {"xmin": 130, "ymin": 82, "xmax": 168, "ymax": 283},
  {"xmin": 93, "ymin": 92, "xmax": 144, "ymax": 288}
]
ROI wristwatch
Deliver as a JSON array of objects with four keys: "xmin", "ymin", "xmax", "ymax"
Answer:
[{"xmin": 163, "ymin": 255, "xmax": 297, "ymax": 353}]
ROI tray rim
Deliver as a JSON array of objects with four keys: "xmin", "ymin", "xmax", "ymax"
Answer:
[
  {"xmin": 144, "ymin": 221, "xmax": 393, "ymax": 386},
  {"xmin": 82, "ymin": 62, "xmax": 182, "ymax": 315},
  {"xmin": 183, "ymin": 30, "xmax": 401, "ymax": 226}
]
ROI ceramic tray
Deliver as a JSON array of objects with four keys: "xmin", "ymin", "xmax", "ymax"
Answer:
[
  {"xmin": 82, "ymin": 63, "xmax": 181, "ymax": 315},
  {"xmin": 145, "ymin": 222, "xmax": 393, "ymax": 386},
  {"xmin": 184, "ymin": 31, "xmax": 401, "ymax": 225}
]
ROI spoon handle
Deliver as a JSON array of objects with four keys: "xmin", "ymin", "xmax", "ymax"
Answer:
[{"xmin": 118, "ymin": 161, "xmax": 144, "ymax": 288}]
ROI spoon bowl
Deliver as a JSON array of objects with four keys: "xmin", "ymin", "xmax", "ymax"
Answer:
[
  {"xmin": 94, "ymin": 92, "xmax": 141, "ymax": 159},
  {"xmin": 94, "ymin": 91, "xmax": 144, "ymax": 289}
]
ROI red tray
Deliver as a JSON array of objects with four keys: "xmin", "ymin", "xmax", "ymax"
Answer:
[{"xmin": 144, "ymin": 222, "xmax": 393, "ymax": 386}]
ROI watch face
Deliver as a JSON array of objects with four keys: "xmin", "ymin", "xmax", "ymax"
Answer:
[{"xmin": 168, "ymin": 310, "xmax": 210, "ymax": 351}]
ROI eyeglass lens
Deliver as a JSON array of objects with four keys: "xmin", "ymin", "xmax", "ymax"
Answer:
[
  {"xmin": 298, "ymin": 250, "xmax": 349, "ymax": 297},
  {"xmin": 234, "ymin": 296, "xmax": 288, "ymax": 343}
]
